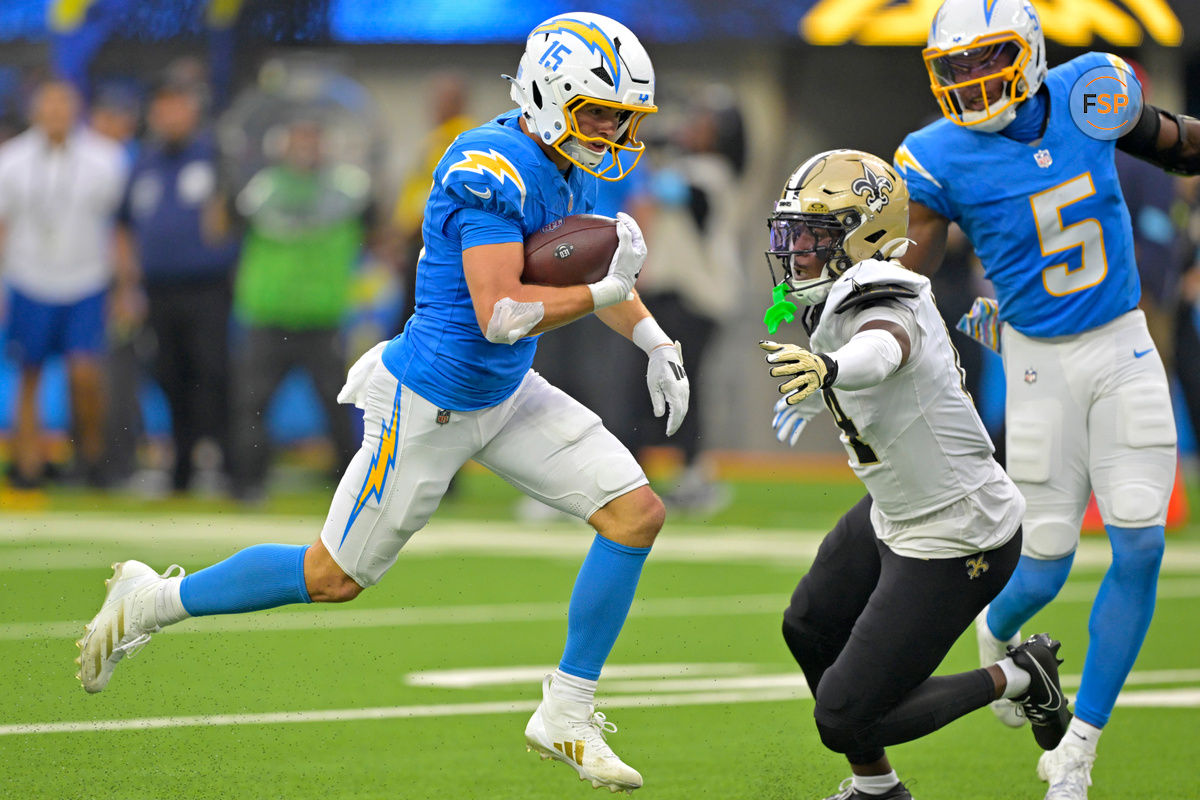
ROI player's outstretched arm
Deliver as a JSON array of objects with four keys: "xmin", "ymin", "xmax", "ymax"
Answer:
[
  {"xmin": 1118, "ymin": 104, "xmax": 1200, "ymax": 175},
  {"xmin": 761, "ymin": 320, "xmax": 910, "ymax": 404},
  {"xmin": 898, "ymin": 200, "xmax": 950, "ymax": 277}
]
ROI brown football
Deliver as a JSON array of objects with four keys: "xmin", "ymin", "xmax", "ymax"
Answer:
[{"xmin": 522, "ymin": 214, "xmax": 619, "ymax": 287}]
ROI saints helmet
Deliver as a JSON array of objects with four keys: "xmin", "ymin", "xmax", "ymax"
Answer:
[
  {"xmin": 924, "ymin": 0, "xmax": 1047, "ymax": 132},
  {"xmin": 766, "ymin": 149, "xmax": 909, "ymax": 306},
  {"xmin": 506, "ymin": 12, "xmax": 656, "ymax": 181}
]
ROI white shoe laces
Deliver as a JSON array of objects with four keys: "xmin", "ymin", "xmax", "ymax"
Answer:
[
  {"xmin": 1045, "ymin": 752, "xmax": 1095, "ymax": 799},
  {"xmin": 568, "ymin": 711, "xmax": 620, "ymax": 757},
  {"xmin": 588, "ymin": 711, "xmax": 618, "ymax": 736}
]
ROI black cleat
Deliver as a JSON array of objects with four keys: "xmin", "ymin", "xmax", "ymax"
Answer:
[
  {"xmin": 822, "ymin": 778, "xmax": 913, "ymax": 799},
  {"xmin": 1007, "ymin": 633, "xmax": 1073, "ymax": 750}
]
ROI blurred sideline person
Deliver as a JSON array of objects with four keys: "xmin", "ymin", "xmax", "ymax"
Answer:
[
  {"xmin": 0, "ymin": 80, "xmax": 127, "ymax": 487},
  {"xmin": 760, "ymin": 149, "xmax": 1068, "ymax": 800},
  {"xmin": 626, "ymin": 91, "xmax": 745, "ymax": 512},
  {"xmin": 1175, "ymin": 179, "xmax": 1200, "ymax": 445},
  {"xmin": 91, "ymin": 82, "xmax": 144, "ymax": 484},
  {"xmin": 229, "ymin": 117, "xmax": 366, "ymax": 502},
  {"xmin": 388, "ymin": 71, "xmax": 475, "ymax": 332},
  {"xmin": 114, "ymin": 78, "xmax": 239, "ymax": 493},
  {"xmin": 895, "ymin": 1, "xmax": 1200, "ymax": 795},
  {"xmin": 78, "ymin": 13, "xmax": 689, "ymax": 794}
]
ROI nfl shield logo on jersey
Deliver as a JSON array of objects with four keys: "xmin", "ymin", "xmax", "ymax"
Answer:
[
  {"xmin": 1034, "ymin": 149, "xmax": 1053, "ymax": 168},
  {"xmin": 1024, "ymin": 368, "xmax": 1038, "ymax": 384},
  {"xmin": 436, "ymin": 408, "xmax": 451, "ymax": 425}
]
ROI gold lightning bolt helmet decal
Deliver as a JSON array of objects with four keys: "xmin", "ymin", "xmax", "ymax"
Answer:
[
  {"xmin": 530, "ymin": 18, "xmax": 621, "ymax": 87},
  {"xmin": 443, "ymin": 149, "xmax": 527, "ymax": 209}
]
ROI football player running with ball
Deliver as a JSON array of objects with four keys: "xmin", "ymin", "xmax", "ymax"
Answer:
[
  {"xmin": 759, "ymin": 150, "xmax": 1069, "ymax": 800},
  {"xmin": 76, "ymin": 13, "xmax": 688, "ymax": 794},
  {"xmin": 895, "ymin": 1, "xmax": 1200, "ymax": 796}
]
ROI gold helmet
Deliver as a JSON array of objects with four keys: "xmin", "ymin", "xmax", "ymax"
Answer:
[{"xmin": 765, "ymin": 149, "xmax": 909, "ymax": 306}]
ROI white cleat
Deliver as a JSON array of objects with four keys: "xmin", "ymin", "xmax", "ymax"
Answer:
[
  {"xmin": 976, "ymin": 605, "xmax": 1027, "ymax": 728},
  {"xmin": 1038, "ymin": 737, "xmax": 1095, "ymax": 799},
  {"xmin": 525, "ymin": 675, "xmax": 642, "ymax": 794},
  {"xmin": 77, "ymin": 560, "xmax": 184, "ymax": 693}
]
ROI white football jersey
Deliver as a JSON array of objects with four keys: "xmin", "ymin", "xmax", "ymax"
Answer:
[{"xmin": 809, "ymin": 259, "xmax": 1022, "ymax": 556}]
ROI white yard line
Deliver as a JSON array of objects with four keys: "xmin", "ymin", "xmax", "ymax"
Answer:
[
  {"xmin": 0, "ymin": 688, "xmax": 807, "ymax": 737},
  {"xmin": 4, "ymin": 681, "xmax": 1196, "ymax": 738}
]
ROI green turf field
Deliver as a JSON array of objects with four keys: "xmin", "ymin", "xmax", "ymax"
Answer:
[{"xmin": 1, "ymin": 470, "xmax": 1197, "ymax": 799}]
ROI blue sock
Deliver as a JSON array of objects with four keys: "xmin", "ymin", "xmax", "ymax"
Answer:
[
  {"xmin": 559, "ymin": 535, "xmax": 651, "ymax": 681},
  {"xmin": 987, "ymin": 553, "xmax": 1074, "ymax": 640},
  {"xmin": 1074, "ymin": 525, "xmax": 1164, "ymax": 728},
  {"xmin": 180, "ymin": 544, "xmax": 313, "ymax": 616}
]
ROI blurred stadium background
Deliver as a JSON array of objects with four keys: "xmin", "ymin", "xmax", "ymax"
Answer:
[
  {"xmin": 0, "ymin": 0, "xmax": 1197, "ymax": 483},
  {"xmin": 1, "ymin": 4, "xmax": 1199, "ymax": 798}
]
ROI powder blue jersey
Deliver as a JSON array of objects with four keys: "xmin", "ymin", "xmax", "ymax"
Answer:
[
  {"xmin": 895, "ymin": 52, "xmax": 1140, "ymax": 338},
  {"xmin": 382, "ymin": 110, "xmax": 597, "ymax": 410}
]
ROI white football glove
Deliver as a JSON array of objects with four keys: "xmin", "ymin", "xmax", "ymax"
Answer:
[
  {"xmin": 647, "ymin": 340, "xmax": 689, "ymax": 436},
  {"xmin": 588, "ymin": 211, "xmax": 646, "ymax": 310},
  {"xmin": 771, "ymin": 395, "xmax": 808, "ymax": 447},
  {"xmin": 759, "ymin": 340, "xmax": 838, "ymax": 404}
]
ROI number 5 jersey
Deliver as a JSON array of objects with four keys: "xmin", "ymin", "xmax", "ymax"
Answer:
[{"xmin": 895, "ymin": 52, "xmax": 1140, "ymax": 338}]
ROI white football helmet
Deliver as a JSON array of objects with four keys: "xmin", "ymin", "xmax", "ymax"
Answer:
[
  {"xmin": 766, "ymin": 150, "xmax": 909, "ymax": 307},
  {"xmin": 924, "ymin": 0, "xmax": 1047, "ymax": 132},
  {"xmin": 506, "ymin": 12, "xmax": 656, "ymax": 181}
]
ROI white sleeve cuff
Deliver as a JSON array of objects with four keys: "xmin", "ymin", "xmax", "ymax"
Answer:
[
  {"xmin": 632, "ymin": 317, "xmax": 671, "ymax": 355},
  {"xmin": 829, "ymin": 328, "xmax": 904, "ymax": 390}
]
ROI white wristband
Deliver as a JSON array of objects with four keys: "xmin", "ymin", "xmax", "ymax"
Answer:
[
  {"xmin": 632, "ymin": 317, "xmax": 671, "ymax": 355},
  {"xmin": 588, "ymin": 276, "xmax": 633, "ymax": 311},
  {"xmin": 829, "ymin": 328, "xmax": 904, "ymax": 390}
]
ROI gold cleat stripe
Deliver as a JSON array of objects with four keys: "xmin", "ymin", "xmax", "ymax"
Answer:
[
  {"xmin": 554, "ymin": 742, "xmax": 564, "ymax": 755},
  {"xmin": 574, "ymin": 740, "xmax": 584, "ymax": 765},
  {"xmin": 117, "ymin": 606, "xmax": 125, "ymax": 642}
]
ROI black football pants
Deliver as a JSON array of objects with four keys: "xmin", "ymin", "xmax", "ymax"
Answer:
[{"xmin": 782, "ymin": 493, "xmax": 1022, "ymax": 764}]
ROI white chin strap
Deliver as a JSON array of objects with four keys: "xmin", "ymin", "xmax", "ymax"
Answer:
[
  {"xmin": 562, "ymin": 138, "xmax": 607, "ymax": 169},
  {"xmin": 786, "ymin": 275, "xmax": 835, "ymax": 307},
  {"xmin": 959, "ymin": 94, "xmax": 1019, "ymax": 132},
  {"xmin": 878, "ymin": 237, "xmax": 915, "ymax": 260}
]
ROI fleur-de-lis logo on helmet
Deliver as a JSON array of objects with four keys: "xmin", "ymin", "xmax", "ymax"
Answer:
[{"xmin": 851, "ymin": 163, "xmax": 894, "ymax": 213}]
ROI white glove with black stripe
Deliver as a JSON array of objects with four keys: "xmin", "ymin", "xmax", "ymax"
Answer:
[{"xmin": 647, "ymin": 341, "xmax": 689, "ymax": 436}]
